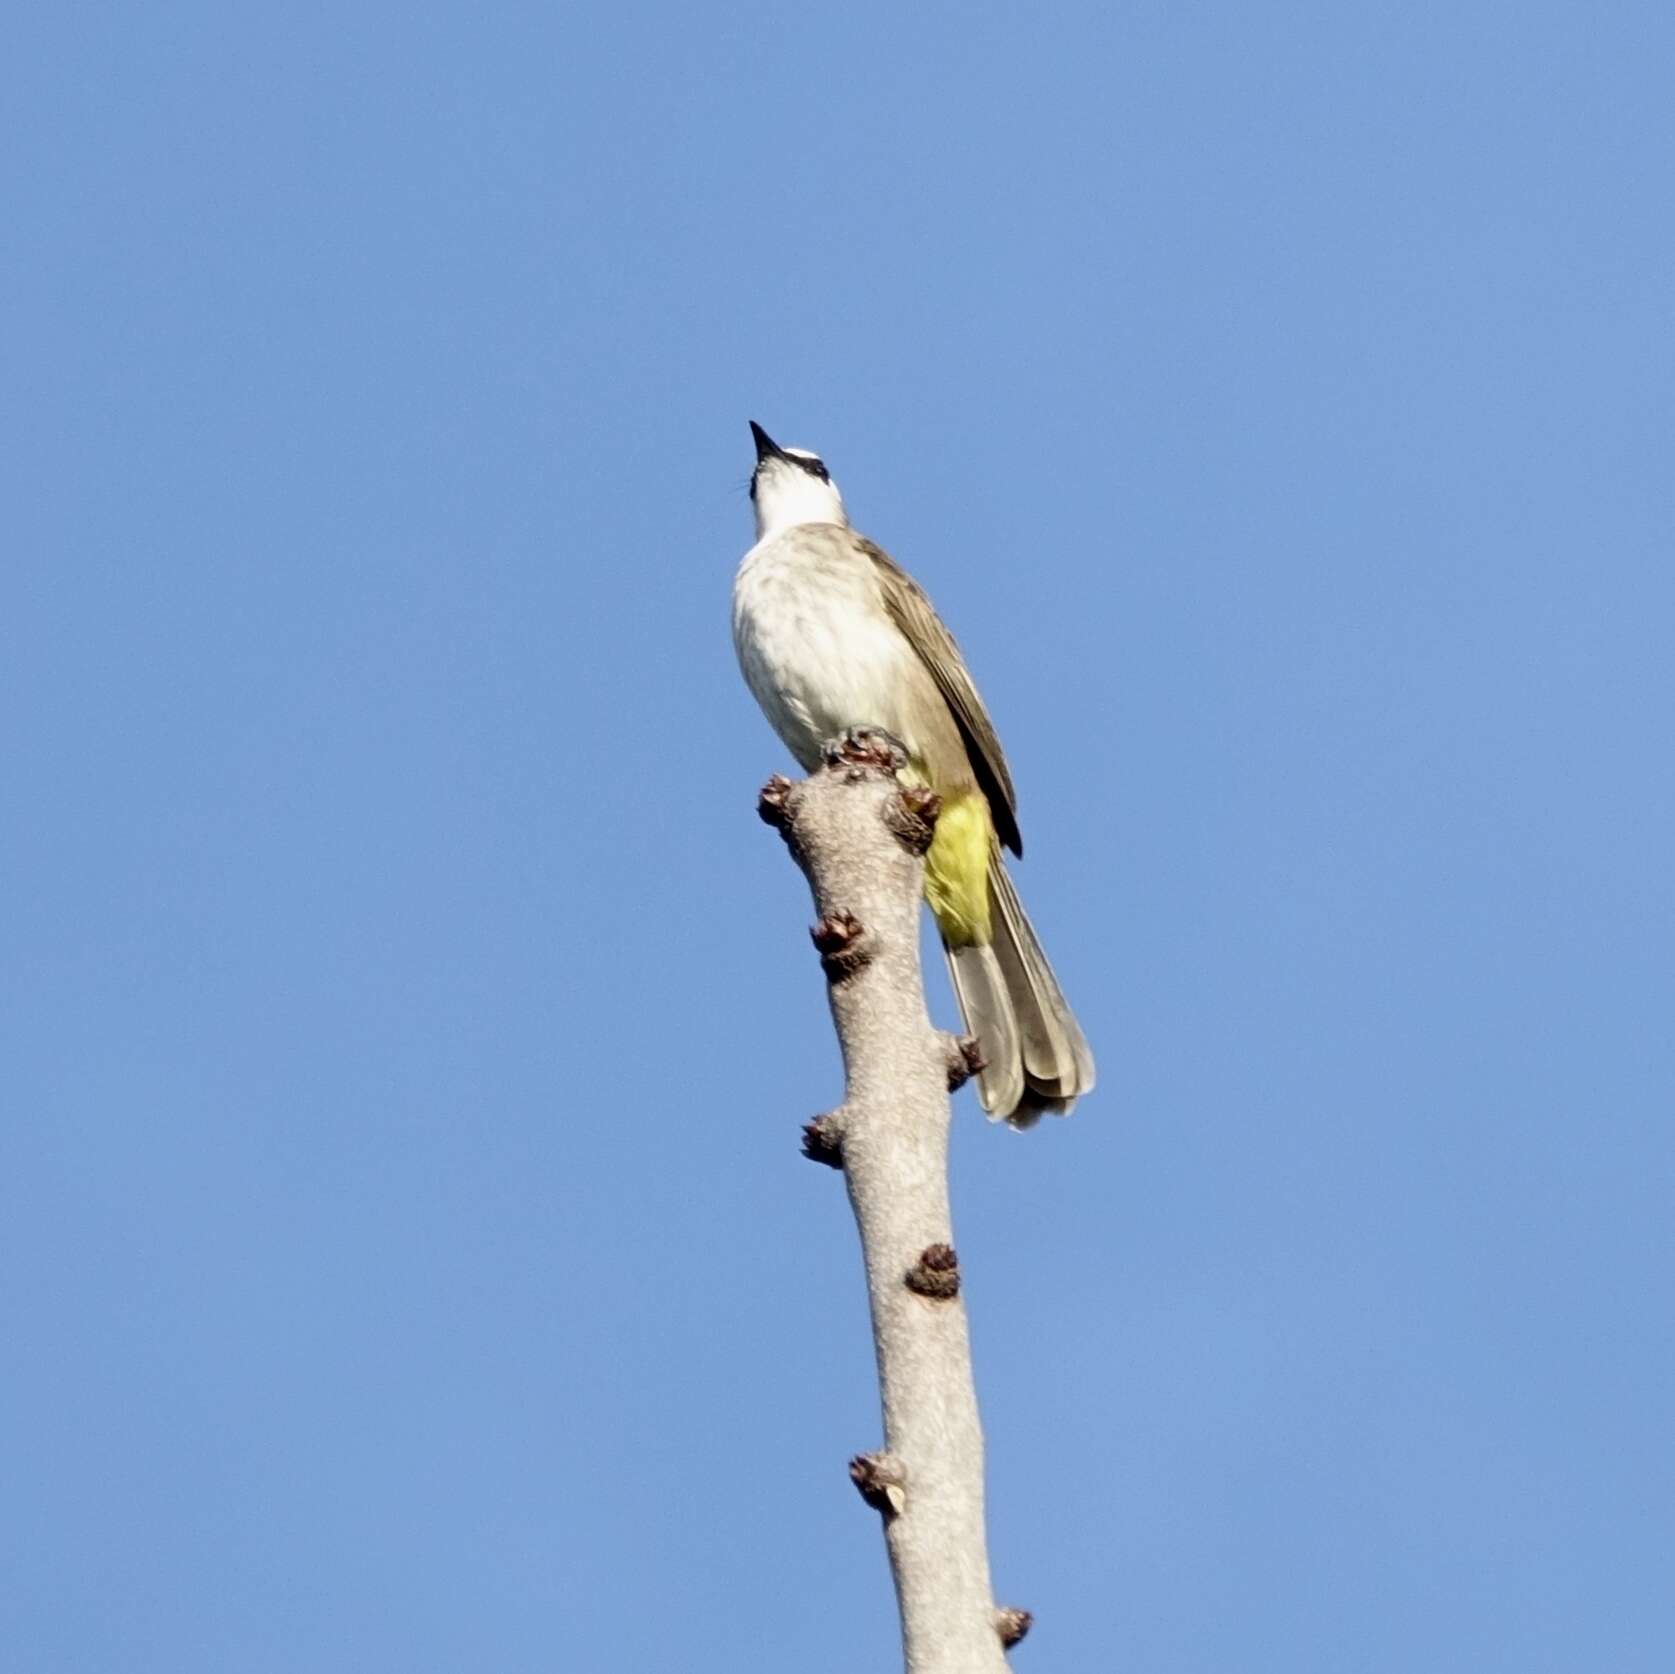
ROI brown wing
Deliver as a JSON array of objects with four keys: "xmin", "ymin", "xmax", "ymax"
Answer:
[{"xmin": 861, "ymin": 537, "xmax": 1023, "ymax": 857}]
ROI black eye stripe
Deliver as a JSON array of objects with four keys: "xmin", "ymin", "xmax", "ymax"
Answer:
[{"xmin": 751, "ymin": 455, "xmax": 830, "ymax": 492}]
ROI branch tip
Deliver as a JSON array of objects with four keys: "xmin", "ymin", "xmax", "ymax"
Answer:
[
  {"xmin": 905, "ymin": 1243, "xmax": 961, "ymax": 1300},
  {"xmin": 801, "ymin": 1114, "xmax": 845, "ymax": 1169},
  {"xmin": 848, "ymin": 1451, "xmax": 907, "ymax": 1517},
  {"xmin": 995, "ymin": 1606, "xmax": 1033, "ymax": 1650}
]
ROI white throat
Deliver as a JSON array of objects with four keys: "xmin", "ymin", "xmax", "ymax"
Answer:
[{"xmin": 752, "ymin": 459, "xmax": 848, "ymax": 541}]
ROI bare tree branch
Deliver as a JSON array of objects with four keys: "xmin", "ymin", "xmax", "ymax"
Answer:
[{"xmin": 760, "ymin": 730, "xmax": 1025, "ymax": 1672}]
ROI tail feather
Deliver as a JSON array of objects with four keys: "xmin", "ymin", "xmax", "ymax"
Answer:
[
  {"xmin": 944, "ymin": 941, "xmax": 1023, "ymax": 1118},
  {"xmin": 943, "ymin": 857, "xmax": 1095, "ymax": 1128}
]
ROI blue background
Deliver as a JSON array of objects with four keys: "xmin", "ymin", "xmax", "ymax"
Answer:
[{"xmin": 5, "ymin": 3, "xmax": 1671, "ymax": 1669}]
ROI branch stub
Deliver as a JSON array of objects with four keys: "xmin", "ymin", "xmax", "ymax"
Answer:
[
  {"xmin": 848, "ymin": 1451, "xmax": 908, "ymax": 1518},
  {"xmin": 995, "ymin": 1606, "xmax": 1034, "ymax": 1650},
  {"xmin": 905, "ymin": 1243, "xmax": 961, "ymax": 1301},
  {"xmin": 944, "ymin": 1033, "xmax": 987, "ymax": 1091},
  {"xmin": 757, "ymin": 774, "xmax": 795, "ymax": 829},
  {"xmin": 801, "ymin": 1113, "xmax": 846, "ymax": 1169},
  {"xmin": 885, "ymin": 783, "xmax": 942, "ymax": 855},
  {"xmin": 810, "ymin": 910, "xmax": 871, "ymax": 982}
]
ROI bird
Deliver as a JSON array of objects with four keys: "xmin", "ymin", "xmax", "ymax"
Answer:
[{"xmin": 732, "ymin": 421, "xmax": 1095, "ymax": 1125}]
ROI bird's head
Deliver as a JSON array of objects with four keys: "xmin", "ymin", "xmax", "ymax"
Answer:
[{"xmin": 748, "ymin": 421, "xmax": 847, "ymax": 540}]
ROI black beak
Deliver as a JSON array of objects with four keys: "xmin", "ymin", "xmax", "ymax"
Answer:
[{"xmin": 749, "ymin": 420, "xmax": 788, "ymax": 464}]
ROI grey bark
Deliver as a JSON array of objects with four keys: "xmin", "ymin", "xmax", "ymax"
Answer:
[{"xmin": 760, "ymin": 734, "xmax": 1027, "ymax": 1672}]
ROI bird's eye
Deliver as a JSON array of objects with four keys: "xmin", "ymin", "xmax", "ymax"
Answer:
[{"xmin": 807, "ymin": 460, "xmax": 830, "ymax": 482}]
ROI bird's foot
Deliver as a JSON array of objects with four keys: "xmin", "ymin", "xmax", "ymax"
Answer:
[{"xmin": 823, "ymin": 727, "xmax": 908, "ymax": 775}]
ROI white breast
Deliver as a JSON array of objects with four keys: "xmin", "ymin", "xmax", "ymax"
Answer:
[{"xmin": 733, "ymin": 525, "xmax": 922, "ymax": 770}]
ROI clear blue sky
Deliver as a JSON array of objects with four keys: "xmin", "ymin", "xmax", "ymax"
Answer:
[{"xmin": 5, "ymin": 4, "xmax": 1671, "ymax": 1670}]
